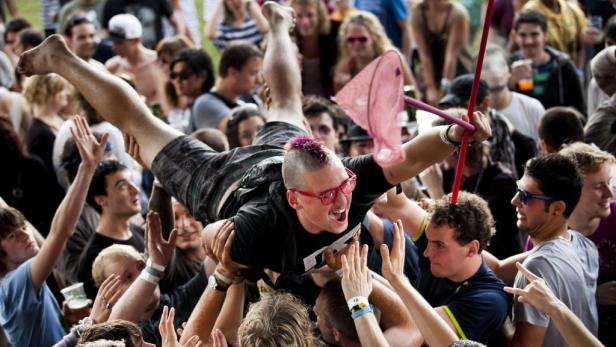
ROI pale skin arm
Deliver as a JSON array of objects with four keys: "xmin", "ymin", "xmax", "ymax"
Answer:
[
  {"xmin": 441, "ymin": 14, "xmax": 468, "ymax": 83},
  {"xmin": 505, "ymin": 262, "xmax": 603, "ymax": 347},
  {"xmin": 30, "ymin": 116, "xmax": 108, "ymax": 291},
  {"xmin": 381, "ymin": 112, "xmax": 491, "ymax": 185},
  {"xmin": 211, "ymin": 282, "xmax": 245, "ymax": 346},
  {"xmin": 482, "ymin": 250, "xmax": 531, "ymax": 286},
  {"xmin": 399, "ymin": 18, "xmax": 412, "ymax": 63},
  {"xmin": 381, "ymin": 220, "xmax": 459, "ymax": 347},
  {"xmin": 247, "ymin": 0, "xmax": 269, "ymax": 33},
  {"xmin": 205, "ymin": 0, "xmax": 226, "ymax": 40},
  {"xmin": 372, "ymin": 188, "xmax": 427, "ymax": 240},
  {"xmin": 109, "ymin": 212, "xmax": 177, "ymax": 322},
  {"xmin": 372, "ymin": 278, "xmax": 423, "ymax": 346},
  {"xmin": 341, "ymin": 243, "xmax": 390, "ymax": 347},
  {"xmin": 412, "ymin": 18, "xmax": 440, "ymax": 105}
]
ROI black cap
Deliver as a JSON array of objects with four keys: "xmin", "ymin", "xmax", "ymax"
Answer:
[
  {"xmin": 342, "ymin": 122, "xmax": 373, "ymax": 143},
  {"xmin": 439, "ymin": 74, "xmax": 489, "ymax": 108}
]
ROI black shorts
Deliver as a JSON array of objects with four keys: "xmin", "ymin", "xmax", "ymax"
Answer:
[{"xmin": 150, "ymin": 121, "xmax": 307, "ymax": 224}]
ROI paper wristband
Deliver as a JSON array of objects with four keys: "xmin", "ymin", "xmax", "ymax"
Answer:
[
  {"xmin": 214, "ymin": 270, "xmax": 233, "ymax": 285},
  {"xmin": 139, "ymin": 270, "xmax": 161, "ymax": 285},
  {"xmin": 347, "ymin": 296, "xmax": 370, "ymax": 311},
  {"xmin": 351, "ymin": 306, "xmax": 374, "ymax": 320},
  {"xmin": 146, "ymin": 258, "xmax": 166, "ymax": 273}
]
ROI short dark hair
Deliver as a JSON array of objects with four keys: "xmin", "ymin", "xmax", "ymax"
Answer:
[
  {"xmin": 605, "ymin": 15, "xmax": 616, "ymax": 42},
  {"xmin": 18, "ymin": 28, "xmax": 44, "ymax": 50},
  {"xmin": 538, "ymin": 107, "xmax": 585, "ymax": 151},
  {"xmin": 430, "ymin": 192, "xmax": 495, "ymax": 252},
  {"xmin": 218, "ymin": 42, "xmax": 263, "ymax": 78},
  {"xmin": 524, "ymin": 154, "xmax": 582, "ymax": 217},
  {"xmin": 303, "ymin": 96, "xmax": 341, "ymax": 131},
  {"xmin": 0, "ymin": 207, "xmax": 26, "ymax": 275},
  {"xmin": 170, "ymin": 48, "xmax": 215, "ymax": 94},
  {"xmin": 4, "ymin": 17, "xmax": 31, "ymax": 42},
  {"xmin": 79, "ymin": 320, "xmax": 142, "ymax": 347},
  {"xmin": 319, "ymin": 279, "xmax": 360, "ymax": 342},
  {"xmin": 86, "ymin": 160, "xmax": 128, "ymax": 213},
  {"xmin": 225, "ymin": 105, "xmax": 266, "ymax": 149},
  {"xmin": 64, "ymin": 15, "xmax": 93, "ymax": 37},
  {"xmin": 513, "ymin": 10, "xmax": 548, "ymax": 33}
]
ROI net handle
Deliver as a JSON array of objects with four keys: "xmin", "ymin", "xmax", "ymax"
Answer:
[
  {"xmin": 403, "ymin": 96, "xmax": 475, "ymax": 131},
  {"xmin": 450, "ymin": 0, "xmax": 496, "ymax": 204}
]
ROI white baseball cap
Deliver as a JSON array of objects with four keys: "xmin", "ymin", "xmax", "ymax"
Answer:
[{"xmin": 108, "ymin": 14, "xmax": 142, "ymax": 42}]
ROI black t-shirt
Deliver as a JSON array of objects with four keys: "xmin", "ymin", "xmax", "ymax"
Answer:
[
  {"xmin": 414, "ymin": 229, "xmax": 510, "ymax": 344},
  {"xmin": 77, "ymin": 226, "xmax": 145, "ymax": 299},
  {"xmin": 225, "ymin": 154, "xmax": 392, "ymax": 279},
  {"xmin": 102, "ymin": 0, "xmax": 174, "ymax": 49}
]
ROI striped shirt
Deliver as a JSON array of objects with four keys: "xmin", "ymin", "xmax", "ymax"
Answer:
[{"xmin": 214, "ymin": 16, "xmax": 263, "ymax": 50}]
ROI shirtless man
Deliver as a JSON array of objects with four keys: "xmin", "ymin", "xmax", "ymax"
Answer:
[
  {"xmin": 104, "ymin": 13, "xmax": 163, "ymax": 107},
  {"xmin": 17, "ymin": 2, "xmax": 490, "ymax": 292}
]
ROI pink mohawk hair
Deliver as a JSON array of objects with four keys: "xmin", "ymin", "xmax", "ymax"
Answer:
[{"xmin": 284, "ymin": 136, "xmax": 329, "ymax": 163}]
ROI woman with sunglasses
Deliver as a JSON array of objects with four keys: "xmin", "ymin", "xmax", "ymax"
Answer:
[
  {"xmin": 333, "ymin": 11, "xmax": 416, "ymax": 93},
  {"xmin": 411, "ymin": 0, "xmax": 473, "ymax": 106},
  {"xmin": 206, "ymin": 0, "xmax": 269, "ymax": 51}
]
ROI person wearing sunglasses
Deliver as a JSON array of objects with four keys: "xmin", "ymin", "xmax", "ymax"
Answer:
[
  {"xmin": 333, "ymin": 11, "xmax": 416, "ymax": 93},
  {"xmin": 17, "ymin": 2, "xmax": 491, "ymax": 306},
  {"xmin": 509, "ymin": 154, "xmax": 599, "ymax": 347}
]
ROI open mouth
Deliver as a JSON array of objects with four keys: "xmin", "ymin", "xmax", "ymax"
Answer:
[{"xmin": 330, "ymin": 209, "xmax": 346, "ymax": 224}]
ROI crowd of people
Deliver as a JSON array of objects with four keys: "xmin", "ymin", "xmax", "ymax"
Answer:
[{"xmin": 0, "ymin": 0, "xmax": 615, "ymax": 346}]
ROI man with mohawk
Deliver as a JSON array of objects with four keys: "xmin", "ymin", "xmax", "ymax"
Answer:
[{"xmin": 17, "ymin": 2, "xmax": 490, "ymax": 289}]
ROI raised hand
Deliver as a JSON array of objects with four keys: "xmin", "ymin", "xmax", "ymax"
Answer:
[
  {"xmin": 209, "ymin": 221, "xmax": 248, "ymax": 278},
  {"xmin": 503, "ymin": 262, "xmax": 562, "ymax": 315},
  {"xmin": 90, "ymin": 274, "xmax": 122, "ymax": 324},
  {"xmin": 341, "ymin": 241, "xmax": 372, "ymax": 300},
  {"xmin": 449, "ymin": 111, "xmax": 492, "ymax": 144},
  {"xmin": 124, "ymin": 133, "xmax": 147, "ymax": 168},
  {"xmin": 160, "ymin": 306, "xmax": 203, "ymax": 347},
  {"xmin": 70, "ymin": 115, "xmax": 109, "ymax": 168},
  {"xmin": 212, "ymin": 328, "xmax": 228, "ymax": 347},
  {"xmin": 147, "ymin": 211, "xmax": 178, "ymax": 268},
  {"xmin": 380, "ymin": 219, "xmax": 406, "ymax": 283}
]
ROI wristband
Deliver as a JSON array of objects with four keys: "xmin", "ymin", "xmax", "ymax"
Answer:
[
  {"xmin": 139, "ymin": 270, "xmax": 161, "ymax": 285},
  {"xmin": 440, "ymin": 78, "xmax": 452, "ymax": 91},
  {"xmin": 440, "ymin": 124, "xmax": 461, "ymax": 147},
  {"xmin": 347, "ymin": 296, "xmax": 370, "ymax": 311},
  {"xmin": 351, "ymin": 306, "xmax": 374, "ymax": 320},
  {"xmin": 146, "ymin": 258, "xmax": 166, "ymax": 273},
  {"xmin": 144, "ymin": 266, "xmax": 164, "ymax": 278},
  {"xmin": 214, "ymin": 270, "xmax": 233, "ymax": 285}
]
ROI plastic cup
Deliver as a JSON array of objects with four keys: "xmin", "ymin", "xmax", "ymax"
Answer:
[
  {"xmin": 518, "ymin": 78, "xmax": 534, "ymax": 91},
  {"xmin": 61, "ymin": 282, "xmax": 89, "ymax": 319}
]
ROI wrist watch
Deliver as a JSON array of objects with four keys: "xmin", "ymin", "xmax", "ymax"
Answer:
[{"xmin": 208, "ymin": 274, "xmax": 230, "ymax": 292}]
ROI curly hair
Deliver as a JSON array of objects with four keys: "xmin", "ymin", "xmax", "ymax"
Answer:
[
  {"xmin": 336, "ymin": 11, "xmax": 395, "ymax": 70},
  {"xmin": 430, "ymin": 191, "xmax": 495, "ymax": 252},
  {"xmin": 23, "ymin": 73, "xmax": 68, "ymax": 106},
  {"xmin": 238, "ymin": 292, "xmax": 321, "ymax": 347}
]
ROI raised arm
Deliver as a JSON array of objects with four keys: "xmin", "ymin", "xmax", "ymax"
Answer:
[
  {"xmin": 341, "ymin": 242, "xmax": 390, "ymax": 347},
  {"xmin": 30, "ymin": 116, "xmax": 109, "ymax": 290},
  {"xmin": 483, "ymin": 250, "xmax": 531, "ymax": 286},
  {"xmin": 381, "ymin": 112, "xmax": 491, "ymax": 185},
  {"xmin": 109, "ymin": 212, "xmax": 177, "ymax": 322},
  {"xmin": 381, "ymin": 220, "xmax": 459, "ymax": 347},
  {"xmin": 248, "ymin": 1, "xmax": 269, "ymax": 34},
  {"xmin": 505, "ymin": 262, "xmax": 603, "ymax": 347},
  {"xmin": 205, "ymin": 0, "xmax": 225, "ymax": 40},
  {"xmin": 372, "ymin": 188, "xmax": 427, "ymax": 240}
]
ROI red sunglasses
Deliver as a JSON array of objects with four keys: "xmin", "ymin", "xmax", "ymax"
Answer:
[
  {"xmin": 290, "ymin": 167, "xmax": 357, "ymax": 205},
  {"xmin": 346, "ymin": 35, "xmax": 369, "ymax": 44}
]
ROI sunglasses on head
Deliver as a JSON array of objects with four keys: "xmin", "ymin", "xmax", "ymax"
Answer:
[
  {"xmin": 170, "ymin": 70, "xmax": 194, "ymax": 80},
  {"xmin": 346, "ymin": 35, "xmax": 369, "ymax": 44},
  {"xmin": 515, "ymin": 186, "xmax": 554, "ymax": 205},
  {"xmin": 290, "ymin": 167, "xmax": 357, "ymax": 205}
]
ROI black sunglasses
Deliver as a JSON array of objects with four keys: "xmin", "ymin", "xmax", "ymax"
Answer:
[{"xmin": 170, "ymin": 70, "xmax": 194, "ymax": 80}]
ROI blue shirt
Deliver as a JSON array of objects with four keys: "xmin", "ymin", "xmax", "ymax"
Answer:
[
  {"xmin": 414, "ymin": 227, "xmax": 510, "ymax": 344},
  {"xmin": 0, "ymin": 260, "xmax": 65, "ymax": 346},
  {"xmin": 355, "ymin": 0, "xmax": 409, "ymax": 49}
]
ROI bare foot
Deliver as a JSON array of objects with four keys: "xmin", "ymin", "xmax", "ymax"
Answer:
[
  {"xmin": 262, "ymin": 1, "xmax": 295, "ymax": 32},
  {"xmin": 17, "ymin": 34, "xmax": 73, "ymax": 76}
]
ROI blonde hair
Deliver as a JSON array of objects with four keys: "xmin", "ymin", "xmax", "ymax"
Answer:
[
  {"xmin": 91, "ymin": 244, "xmax": 144, "ymax": 287},
  {"xmin": 337, "ymin": 11, "xmax": 394, "ymax": 66},
  {"xmin": 238, "ymin": 292, "xmax": 321, "ymax": 347},
  {"xmin": 288, "ymin": 0, "xmax": 331, "ymax": 35},
  {"xmin": 23, "ymin": 74, "xmax": 68, "ymax": 106},
  {"xmin": 559, "ymin": 142, "xmax": 616, "ymax": 176},
  {"xmin": 155, "ymin": 35, "xmax": 194, "ymax": 60}
]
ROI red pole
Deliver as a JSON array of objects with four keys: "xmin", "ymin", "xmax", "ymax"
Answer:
[{"xmin": 450, "ymin": 0, "xmax": 496, "ymax": 204}]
